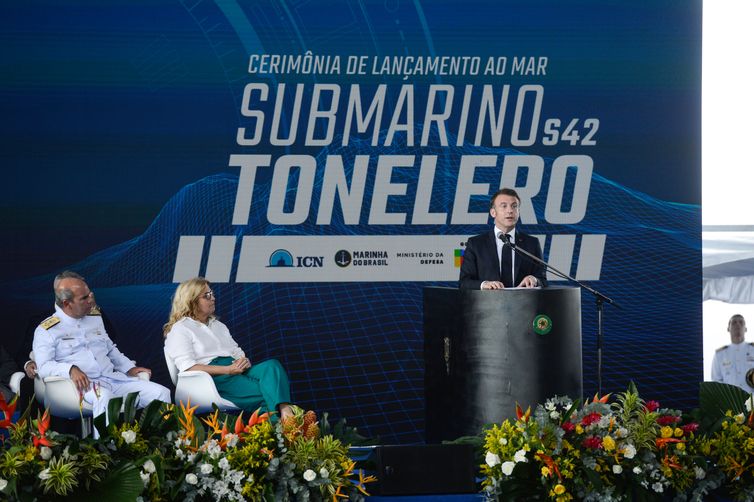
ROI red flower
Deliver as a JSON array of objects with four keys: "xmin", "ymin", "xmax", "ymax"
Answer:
[
  {"xmin": 0, "ymin": 393, "xmax": 18, "ymax": 429},
  {"xmin": 32, "ymin": 410, "xmax": 53, "ymax": 448},
  {"xmin": 581, "ymin": 412, "xmax": 601, "ymax": 427},
  {"xmin": 657, "ymin": 415, "xmax": 681, "ymax": 426},
  {"xmin": 681, "ymin": 423, "xmax": 699, "ymax": 435},
  {"xmin": 644, "ymin": 400, "xmax": 660, "ymax": 413},
  {"xmin": 583, "ymin": 436, "xmax": 603, "ymax": 449},
  {"xmin": 561, "ymin": 421, "xmax": 575, "ymax": 433}
]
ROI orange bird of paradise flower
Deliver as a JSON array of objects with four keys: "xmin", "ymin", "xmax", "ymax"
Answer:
[{"xmin": 32, "ymin": 409, "xmax": 53, "ymax": 448}]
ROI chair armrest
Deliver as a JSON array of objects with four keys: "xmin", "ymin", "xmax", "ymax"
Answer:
[
  {"xmin": 9, "ymin": 372, "xmax": 24, "ymax": 395},
  {"xmin": 43, "ymin": 376, "xmax": 92, "ymax": 419},
  {"xmin": 175, "ymin": 370, "xmax": 238, "ymax": 413}
]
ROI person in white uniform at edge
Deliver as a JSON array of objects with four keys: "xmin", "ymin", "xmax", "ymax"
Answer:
[
  {"xmin": 711, "ymin": 314, "xmax": 754, "ymax": 393},
  {"xmin": 33, "ymin": 271, "xmax": 171, "ymax": 434}
]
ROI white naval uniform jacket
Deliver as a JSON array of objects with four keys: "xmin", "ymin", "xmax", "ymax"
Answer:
[
  {"xmin": 33, "ymin": 305, "xmax": 135, "ymax": 381},
  {"xmin": 710, "ymin": 342, "xmax": 754, "ymax": 392}
]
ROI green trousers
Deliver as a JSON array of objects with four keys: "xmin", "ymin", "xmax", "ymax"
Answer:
[{"xmin": 209, "ymin": 357, "xmax": 291, "ymax": 416}]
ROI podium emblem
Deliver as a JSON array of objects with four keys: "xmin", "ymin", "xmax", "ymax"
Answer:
[{"xmin": 533, "ymin": 314, "xmax": 552, "ymax": 335}]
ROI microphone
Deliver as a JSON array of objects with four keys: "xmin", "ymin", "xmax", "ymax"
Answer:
[{"xmin": 499, "ymin": 233, "xmax": 515, "ymax": 249}]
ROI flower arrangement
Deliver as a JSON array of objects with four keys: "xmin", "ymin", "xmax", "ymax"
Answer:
[
  {"xmin": 481, "ymin": 383, "xmax": 710, "ymax": 501},
  {"xmin": 0, "ymin": 392, "xmax": 375, "ymax": 501}
]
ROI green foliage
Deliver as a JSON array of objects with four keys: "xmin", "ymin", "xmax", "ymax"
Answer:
[{"xmin": 699, "ymin": 381, "xmax": 751, "ymax": 432}]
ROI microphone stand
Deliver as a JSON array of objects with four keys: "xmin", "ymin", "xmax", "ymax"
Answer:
[{"xmin": 503, "ymin": 237, "xmax": 620, "ymax": 396}]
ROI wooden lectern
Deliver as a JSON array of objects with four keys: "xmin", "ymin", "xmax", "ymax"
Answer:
[{"xmin": 424, "ymin": 286, "xmax": 582, "ymax": 442}]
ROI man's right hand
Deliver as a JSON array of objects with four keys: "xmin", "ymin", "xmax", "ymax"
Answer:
[
  {"xmin": 481, "ymin": 280, "xmax": 505, "ymax": 290},
  {"xmin": 24, "ymin": 361, "xmax": 38, "ymax": 379},
  {"xmin": 69, "ymin": 365, "xmax": 90, "ymax": 392}
]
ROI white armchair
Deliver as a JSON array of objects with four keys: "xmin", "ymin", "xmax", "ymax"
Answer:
[
  {"xmin": 8, "ymin": 371, "xmax": 24, "ymax": 396},
  {"xmin": 30, "ymin": 351, "xmax": 150, "ymax": 437},
  {"xmin": 163, "ymin": 347, "xmax": 239, "ymax": 413}
]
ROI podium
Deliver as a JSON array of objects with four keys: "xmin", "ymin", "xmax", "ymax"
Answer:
[{"xmin": 424, "ymin": 286, "xmax": 582, "ymax": 441}]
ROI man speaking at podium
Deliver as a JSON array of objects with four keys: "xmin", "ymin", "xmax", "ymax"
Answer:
[{"xmin": 459, "ymin": 188, "xmax": 547, "ymax": 290}]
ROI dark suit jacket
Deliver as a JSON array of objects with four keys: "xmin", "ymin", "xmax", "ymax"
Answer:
[{"xmin": 459, "ymin": 229, "xmax": 547, "ymax": 290}]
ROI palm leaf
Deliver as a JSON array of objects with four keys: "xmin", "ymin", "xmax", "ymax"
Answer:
[
  {"xmin": 699, "ymin": 381, "xmax": 751, "ymax": 432},
  {"xmin": 122, "ymin": 391, "xmax": 139, "ymax": 424},
  {"xmin": 107, "ymin": 396, "xmax": 124, "ymax": 428},
  {"xmin": 137, "ymin": 399, "xmax": 164, "ymax": 433},
  {"xmin": 75, "ymin": 461, "xmax": 143, "ymax": 502}
]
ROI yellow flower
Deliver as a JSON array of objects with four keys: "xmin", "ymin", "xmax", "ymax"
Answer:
[
  {"xmin": 673, "ymin": 427, "xmax": 683, "ymax": 438},
  {"xmin": 676, "ymin": 442, "xmax": 685, "ymax": 451},
  {"xmin": 541, "ymin": 466, "xmax": 551, "ymax": 477},
  {"xmin": 660, "ymin": 426, "xmax": 673, "ymax": 438},
  {"xmin": 554, "ymin": 484, "xmax": 566, "ymax": 495},
  {"xmin": 575, "ymin": 425, "xmax": 584, "ymax": 434},
  {"xmin": 602, "ymin": 435, "xmax": 616, "ymax": 451}
]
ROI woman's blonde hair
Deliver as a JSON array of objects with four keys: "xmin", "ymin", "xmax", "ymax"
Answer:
[{"xmin": 163, "ymin": 277, "xmax": 214, "ymax": 336}]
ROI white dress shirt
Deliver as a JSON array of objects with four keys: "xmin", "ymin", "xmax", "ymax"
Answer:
[
  {"xmin": 164, "ymin": 317, "xmax": 245, "ymax": 372},
  {"xmin": 33, "ymin": 304, "xmax": 135, "ymax": 380},
  {"xmin": 711, "ymin": 341, "xmax": 754, "ymax": 392}
]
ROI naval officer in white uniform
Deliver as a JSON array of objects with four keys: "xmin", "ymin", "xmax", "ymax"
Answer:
[
  {"xmin": 711, "ymin": 314, "xmax": 754, "ymax": 393},
  {"xmin": 33, "ymin": 271, "xmax": 171, "ymax": 426}
]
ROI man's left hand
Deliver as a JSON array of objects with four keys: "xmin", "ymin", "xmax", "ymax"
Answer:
[
  {"xmin": 127, "ymin": 366, "xmax": 152, "ymax": 377},
  {"xmin": 517, "ymin": 275, "xmax": 540, "ymax": 288}
]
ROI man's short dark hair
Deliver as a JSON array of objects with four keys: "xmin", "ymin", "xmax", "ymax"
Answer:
[{"xmin": 489, "ymin": 188, "xmax": 521, "ymax": 209}]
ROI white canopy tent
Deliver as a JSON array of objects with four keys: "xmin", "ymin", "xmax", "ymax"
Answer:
[{"xmin": 703, "ymin": 229, "xmax": 754, "ymax": 304}]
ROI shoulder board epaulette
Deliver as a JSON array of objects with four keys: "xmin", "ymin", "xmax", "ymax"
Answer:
[
  {"xmin": 39, "ymin": 316, "xmax": 60, "ymax": 330},
  {"xmin": 716, "ymin": 345, "xmax": 729, "ymax": 352},
  {"xmin": 88, "ymin": 305, "xmax": 102, "ymax": 316}
]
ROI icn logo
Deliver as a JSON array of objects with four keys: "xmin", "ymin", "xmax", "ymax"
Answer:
[
  {"xmin": 268, "ymin": 249, "xmax": 294, "ymax": 267},
  {"xmin": 334, "ymin": 250, "xmax": 352, "ymax": 268},
  {"xmin": 454, "ymin": 249, "xmax": 464, "ymax": 268}
]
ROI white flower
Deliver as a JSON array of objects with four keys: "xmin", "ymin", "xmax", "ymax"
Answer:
[
  {"xmin": 746, "ymin": 395, "xmax": 754, "ymax": 413},
  {"xmin": 303, "ymin": 469, "xmax": 316, "ymax": 482},
  {"xmin": 187, "ymin": 453, "xmax": 196, "ymax": 463},
  {"xmin": 513, "ymin": 449, "xmax": 527, "ymax": 463},
  {"xmin": 121, "ymin": 430, "xmax": 137, "ymax": 444},
  {"xmin": 549, "ymin": 411, "xmax": 560, "ymax": 420},
  {"xmin": 219, "ymin": 458, "xmax": 230, "ymax": 470},
  {"xmin": 186, "ymin": 473, "xmax": 198, "ymax": 485},
  {"xmin": 485, "ymin": 452, "xmax": 501, "ymax": 467},
  {"xmin": 0, "ymin": 479, "xmax": 7, "ymax": 490},
  {"xmin": 175, "ymin": 449, "xmax": 185, "ymax": 460},
  {"xmin": 225, "ymin": 433, "xmax": 239, "ymax": 448},
  {"xmin": 735, "ymin": 413, "xmax": 745, "ymax": 424},
  {"xmin": 633, "ymin": 466, "xmax": 642, "ymax": 474},
  {"xmin": 612, "ymin": 464, "xmax": 623, "ymax": 474},
  {"xmin": 39, "ymin": 446, "xmax": 52, "ymax": 460},
  {"xmin": 622, "ymin": 444, "xmax": 636, "ymax": 459},
  {"xmin": 499, "ymin": 437, "xmax": 508, "ymax": 445},
  {"xmin": 501, "ymin": 461, "xmax": 515, "ymax": 476},
  {"xmin": 140, "ymin": 471, "xmax": 150, "ymax": 487},
  {"xmin": 207, "ymin": 440, "xmax": 223, "ymax": 459},
  {"xmin": 598, "ymin": 415, "xmax": 611, "ymax": 428},
  {"xmin": 545, "ymin": 400, "xmax": 556, "ymax": 411},
  {"xmin": 143, "ymin": 459, "xmax": 156, "ymax": 473},
  {"xmin": 694, "ymin": 466, "xmax": 706, "ymax": 480},
  {"xmin": 200, "ymin": 463, "xmax": 214, "ymax": 474},
  {"xmin": 652, "ymin": 482, "xmax": 664, "ymax": 493},
  {"xmin": 615, "ymin": 427, "xmax": 628, "ymax": 438},
  {"xmin": 38, "ymin": 468, "xmax": 51, "ymax": 480},
  {"xmin": 319, "ymin": 467, "xmax": 330, "ymax": 479}
]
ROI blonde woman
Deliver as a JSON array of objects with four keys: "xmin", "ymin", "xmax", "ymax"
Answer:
[{"xmin": 163, "ymin": 277, "xmax": 293, "ymax": 420}]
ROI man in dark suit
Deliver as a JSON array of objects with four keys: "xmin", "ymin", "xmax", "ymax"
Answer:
[{"xmin": 459, "ymin": 188, "xmax": 547, "ymax": 290}]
